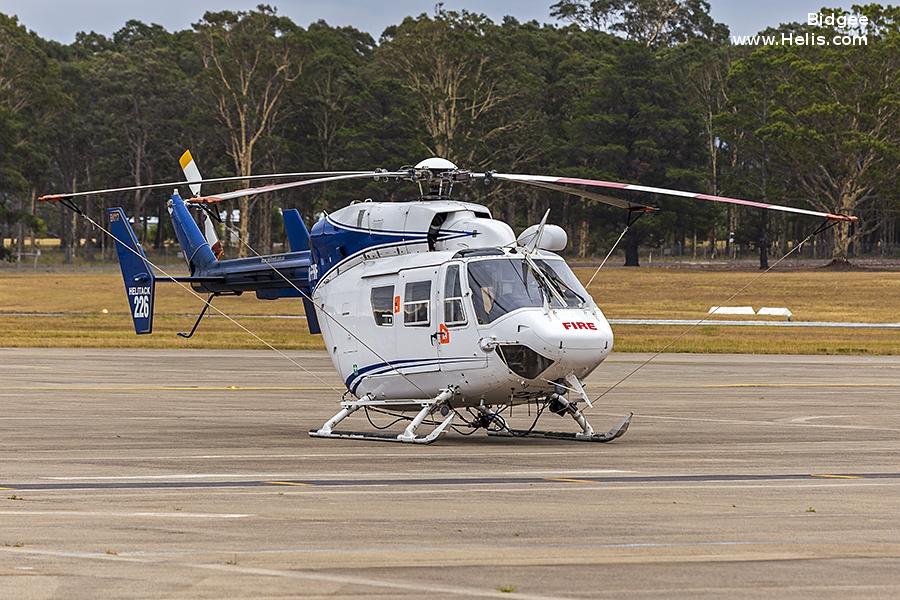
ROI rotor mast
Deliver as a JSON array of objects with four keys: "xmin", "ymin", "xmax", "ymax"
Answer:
[{"xmin": 413, "ymin": 157, "xmax": 471, "ymax": 200}]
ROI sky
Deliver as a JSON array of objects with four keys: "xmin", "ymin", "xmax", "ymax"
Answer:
[{"xmin": 1, "ymin": 0, "xmax": 859, "ymax": 42}]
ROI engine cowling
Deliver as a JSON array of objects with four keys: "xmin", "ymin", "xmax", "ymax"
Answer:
[{"xmin": 433, "ymin": 212, "xmax": 516, "ymax": 251}]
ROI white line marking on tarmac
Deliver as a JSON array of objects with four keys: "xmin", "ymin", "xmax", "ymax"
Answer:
[
  {"xmin": 608, "ymin": 318, "xmax": 900, "ymax": 329},
  {"xmin": 40, "ymin": 473, "xmax": 295, "ymax": 480},
  {"xmin": 789, "ymin": 415, "xmax": 856, "ymax": 423},
  {"xmin": 0, "ymin": 547, "xmax": 567, "ymax": 600},
  {"xmin": 7, "ymin": 444, "xmax": 900, "ymax": 462},
  {"xmin": 0, "ymin": 547, "xmax": 148, "ymax": 563},
  {"xmin": 14, "ymin": 481, "xmax": 900, "ymax": 500},
  {"xmin": 703, "ymin": 383, "xmax": 899, "ymax": 389},
  {"xmin": 240, "ymin": 481, "xmax": 900, "ymax": 495},
  {"xmin": 630, "ymin": 413, "xmax": 900, "ymax": 432},
  {"xmin": 38, "ymin": 469, "xmax": 634, "ymax": 481},
  {"xmin": 190, "ymin": 563, "xmax": 573, "ymax": 599},
  {"xmin": 0, "ymin": 450, "xmax": 595, "ymax": 462},
  {"xmin": 0, "ymin": 511, "xmax": 251, "ymax": 518},
  {"xmin": 118, "ymin": 539, "xmax": 766, "ymax": 558}
]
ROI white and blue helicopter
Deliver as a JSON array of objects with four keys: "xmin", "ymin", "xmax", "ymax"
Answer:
[{"xmin": 40, "ymin": 154, "xmax": 855, "ymax": 444}]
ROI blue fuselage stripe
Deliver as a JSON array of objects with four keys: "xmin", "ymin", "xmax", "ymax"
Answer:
[
  {"xmin": 308, "ymin": 217, "xmax": 476, "ymax": 290},
  {"xmin": 346, "ymin": 356, "xmax": 478, "ymax": 394}
]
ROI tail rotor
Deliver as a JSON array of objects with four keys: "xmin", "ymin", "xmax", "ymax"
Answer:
[{"xmin": 179, "ymin": 149, "xmax": 224, "ymax": 260}]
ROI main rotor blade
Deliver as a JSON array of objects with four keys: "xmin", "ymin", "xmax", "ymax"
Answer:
[
  {"xmin": 486, "ymin": 173, "xmax": 857, "ymax": 222},
  {"xmin": 38, "ymin": 171, "xmax": 373, "ymax": 202},
  {"xmin": 188, "ymin": 171, "xmax": 412, "ymax": 204},
  {"xmin": 501, "ymin": 177, "xmax": 657, "ymax": 213}
]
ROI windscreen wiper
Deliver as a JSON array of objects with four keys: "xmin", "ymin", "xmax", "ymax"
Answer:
[{"xmin": 535, "ymin": 262, "xmax": 585, "ymax": 307}]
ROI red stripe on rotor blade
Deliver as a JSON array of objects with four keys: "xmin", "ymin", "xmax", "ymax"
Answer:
[
  {"xmin": 696, "ymin": 193, "xmax": 770, "ymax": 210},
  {"xmin": 696, "ymin": 194, "xmax": 856, "ymax": 221},
  {"xmin": 557, "ymin": 177, "xmax": 629, "ymax": 189}
]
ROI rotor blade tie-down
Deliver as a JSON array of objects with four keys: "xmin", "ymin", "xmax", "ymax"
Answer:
[
  {"xmin": 51, "ymin": 203, "xmax": 341, "ymax": 393},
  {"xmin": 587, "ymin": 219, "xmax": 841, "ymax": 407},
  {"xmin": 209, "ymin": 204, "xmax": 433, "ymax": 399},
  {"xmin": 585, "ymin": 208, "xmax": 649, "ymax": 289}
]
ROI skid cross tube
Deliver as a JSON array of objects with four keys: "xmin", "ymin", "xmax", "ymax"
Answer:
[{"xmin": 309, "ymin": 388, "xmax": 457, "ymax": 444}]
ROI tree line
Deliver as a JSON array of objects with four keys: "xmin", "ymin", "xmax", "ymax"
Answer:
[{"xmin": 0, "ymin": 1, "xmax": 897, "ymax": 266}]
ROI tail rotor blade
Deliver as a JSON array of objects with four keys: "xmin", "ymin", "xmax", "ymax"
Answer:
[
  {"xmin": 201, "ymin": 210, "xmax": 224, "ymax": 260},
  {"xmin": 179, "ymin": 150, "xmax": 203, "ymax": 197}
]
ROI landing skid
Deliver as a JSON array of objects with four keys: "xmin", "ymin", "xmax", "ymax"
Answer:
[
  {"xmin": 308, "ymin": 384, "xmax": 632, "ymax": 444},
  {"xmin": 308, "ymin": 388, "xmax": 456, "ymax": 444},
  {"xmin": 308, "ymin": 423, "xmax": 452, "ymax": 444},
  {"xmin": 488, "ymin": 412, "xmax": 632, "ymax": 442}
]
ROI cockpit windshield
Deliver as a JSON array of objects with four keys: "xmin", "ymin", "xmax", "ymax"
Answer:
[
  {"xmin": 533, "ymin": 259, "xmax": 588, "ymax": 308},
  {"xmin": 467, "ymin": 257, "xmax": 589, "ymax": 324}
]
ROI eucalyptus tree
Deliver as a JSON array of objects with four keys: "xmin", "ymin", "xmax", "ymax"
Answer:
[
  {"xmin": 550, "ymin": 0, "xmax": 728, "ymax": 47},
  {"xmin": 721, "ymin": 5, "xmax": 899, "ymax": 265},
  {"xmin": 0, "ymin": 13, "xmax": 56, "ymax": 259},
  {"xmin": 376, "ymin": 9, "xmax": 544, "ymax": 169},
  {"xmin": 194, "ymin": 5, "xmax": 308, "ymax": 254},
  {"xmin": 86, "ymin": 21, "xmax": 189, "ymax": 244},
  {"xmin": 374, "ymin": 9, "xmax": 546, "ymax": 228}
]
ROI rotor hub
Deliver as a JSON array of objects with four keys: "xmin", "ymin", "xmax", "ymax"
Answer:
[
  {"xmin": 414, "ymin": 157, "xmax": 458, "ymax": 171},
  {"xmin": 412, "ymin": 157, "xmax": 470, "ymax": 199}
]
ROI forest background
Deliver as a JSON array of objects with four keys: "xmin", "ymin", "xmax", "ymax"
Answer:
[{"xmin": 0, "ymin": 1, "xmax": 897, "ymax": 268}]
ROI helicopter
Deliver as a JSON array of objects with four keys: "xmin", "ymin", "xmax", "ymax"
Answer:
[{"xmin": 39, "ymin": 153, "xmax": 856, "ymax": 444}]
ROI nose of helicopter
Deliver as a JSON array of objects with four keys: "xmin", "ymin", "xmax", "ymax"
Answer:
[{"xmin": 511, "ymin": 309, "xmax": 613, "ymax": 377}]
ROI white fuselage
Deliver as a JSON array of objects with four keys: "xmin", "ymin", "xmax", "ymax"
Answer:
[{"xmin": 313, "ymin": 244, "xmax": 614, "ymax": 406}]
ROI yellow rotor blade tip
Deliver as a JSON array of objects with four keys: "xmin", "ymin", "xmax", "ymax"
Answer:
[{"xmin": 179, "ymin": 150, "xmax": 193, "ymax": 169}]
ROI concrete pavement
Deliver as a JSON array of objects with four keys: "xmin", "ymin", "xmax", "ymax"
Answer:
[{"xmin": 1, "ymin": 349, "xmax": 899, "ymax": 598}]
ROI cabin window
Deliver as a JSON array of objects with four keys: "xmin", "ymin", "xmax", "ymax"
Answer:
[
  {"xmin": 443, "ymin": 265, "xmax": 467, "ymax": 326},
  {"xmin": 371, "ymin": 285, "xmax": 394, "ymax": 326},
  {"xmin": 403, "ymin": 281, "xmax": 431, "ymax": 327}
]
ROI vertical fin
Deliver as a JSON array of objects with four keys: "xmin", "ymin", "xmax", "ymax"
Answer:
[
  {"xmin": 179, "ymin": 150, "xmax": 223, "ymax": 261},
  {"xmin": 168, "ymin": 191, "xmax": 217, "ymax": 273},
  {"xmin": 108, "ymin": 208, "xmax": 155, "ymax": 335},
  {"xmin": 283, "ymin": 209, "xmax": 310, "ymax": 252}
]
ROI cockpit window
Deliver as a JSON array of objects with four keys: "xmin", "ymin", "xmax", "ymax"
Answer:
[
  {"xmin": 467, "ymin": 258, "xmax": 589, "ymax": 325},
  {"xmin": 468, "ymin": 259, "xmax": 543, "ymax": 324},
  {"xmin": 533, "ymin": 259, "xmax": 587, "ymax": 308}
]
